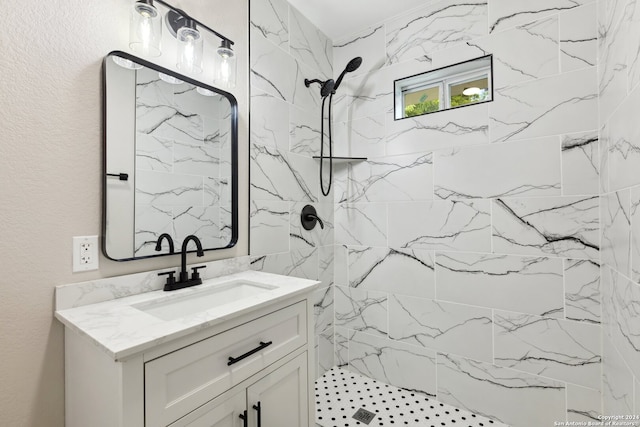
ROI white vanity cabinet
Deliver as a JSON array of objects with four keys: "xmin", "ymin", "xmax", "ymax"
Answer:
[
  {"xmin": 171, "ymin": 352, "xmax": 308, "ymax": 427},
  {"xmin": 63, "ymin": 294, "xmax": 316, "ymax": 427}
]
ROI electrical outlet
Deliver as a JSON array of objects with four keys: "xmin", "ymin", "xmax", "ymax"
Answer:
[{"xmin": 73, "ymin": 236, "xmax": 99, "ymax": 272}]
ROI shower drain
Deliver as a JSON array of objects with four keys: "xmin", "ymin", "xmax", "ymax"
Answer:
[{"xmin": 352, "ymin": 408, "xmax": 376, "ymax": 424}]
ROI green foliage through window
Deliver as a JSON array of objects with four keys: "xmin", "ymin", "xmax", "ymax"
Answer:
[{"xmin": 405, "ymin": 93, "xmax": 439, "ymax": 117}]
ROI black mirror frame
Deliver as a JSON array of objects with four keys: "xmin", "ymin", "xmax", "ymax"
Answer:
[{"xmin": 101, "ymin": 50, "xmax": 239, "ymax": 261}]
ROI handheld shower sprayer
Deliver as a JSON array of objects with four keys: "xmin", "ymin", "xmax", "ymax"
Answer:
[
  {"xmin": 333, "ymin": 56, "xmax": 362, "ymax": 92},
  {"xmin": 305, "ymin": 57, "xmax": 364, "ymax": 197}
]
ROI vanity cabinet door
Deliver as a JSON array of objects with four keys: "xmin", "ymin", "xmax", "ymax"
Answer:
[
  {"xmin": 246, "ymin": 352, "xmax": 308, "ymax": 427},
  {"xmin": 145, "ymin": 302, "xmax": 307, "ymax": 427},
  {"xmin": 168, "ymin": 387, "xmax": 247, "ymax": 427}
]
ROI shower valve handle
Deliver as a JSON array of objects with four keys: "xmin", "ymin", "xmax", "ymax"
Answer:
[{"xmin": 301, "ymin": 205, "xmax": 324, "ymax": 230}]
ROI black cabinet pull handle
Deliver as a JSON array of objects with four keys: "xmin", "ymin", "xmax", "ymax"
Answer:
[
  {"xmin": 227, "ymin": 341, "xmax": 273, "ymax": 366},
  {"xmin": 239, "ymin": 410, "xmax": 248, "ymax": 427},
  {"xmin": 106, "ymin": 173, "xmax": 129, "ymax": 181},
  {"xmin": 253, "ymin": 402, "xmax": 262, "ymax": 427}
]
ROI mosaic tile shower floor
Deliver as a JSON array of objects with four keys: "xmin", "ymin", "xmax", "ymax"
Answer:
[{"xmin": 315, "ymin": 367, "xmax": 509, "ymax": 427}]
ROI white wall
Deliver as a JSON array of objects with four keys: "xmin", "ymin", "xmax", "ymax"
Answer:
[{"xmin": 0, "ymin": 0, "xmax": 248, "ymax": 425}]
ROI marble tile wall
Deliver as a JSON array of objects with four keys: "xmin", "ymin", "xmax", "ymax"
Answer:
[
  {"xmin": 249, "ymin": 0, "xmax": 640, "ymax": 425},
  {"xmin": 598, "ymin": 0, "xmax": 640, "ymax": 421},
  {"xmin": 134, "ymin": 67, "xmax": 232, "ymax": 256},
  {"xmin": 249, "ymin": 0, "xmax": 335, "ymax": 378},
  {"xmin": 331, "ymin": 0, "xmax": 606, "ymax": 426}
]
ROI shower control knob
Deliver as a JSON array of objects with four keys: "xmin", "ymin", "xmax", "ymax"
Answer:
[{"xmin": 301, "ymin": 205, "xmax": 324, "ymax": 230}]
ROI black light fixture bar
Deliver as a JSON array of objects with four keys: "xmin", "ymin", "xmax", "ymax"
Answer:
[{"xmin": 152, "ymin": 0, "xmax": 235, "ymax": 46}]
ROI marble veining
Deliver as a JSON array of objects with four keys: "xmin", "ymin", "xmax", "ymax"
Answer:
[
  {"xmin": 434, "ymin": 137, "xmax": 561, "ymax": 200},
  {"xmin": 334, "ymin": 153, "xmax": 433, "ymax": 203},
  {"xmin": 564, "ymin": 259, "xmax": 601, "ymax": 324},
  {"xmin": 436, "ymin": 252, "xmax": 564, "ymax": 317},
  {"xmin": 489, "ymin": 0, "xmax": 587, "ymax": 34},
  {"xmin": 249, "ymin": 200, "xmax": 290, "ymax": 256},
  {"xmin": 56, "ymin": 257, "xmax": 249, "ymax": 310},
  {"xmin": 250, "ymin": 144, "xmax": 318, "ymax": 202},
  {"xmin": 386, "ymin": 100, "xmax": 489, "ymax": 156},
  {"xmin": 489, "ymin": 67, "xmax": 598, "ymax": 143},
  {"xmin": 567, "ymin": 384, "xmax": 602, "ymax": 422},
  {"xmin": 386, "ymin": 0, "xmax": 488, "ymax": 65},
  {"xmin": 334, "ymin": 285, "xmax": 388, "ymax": 337},
  {"xmin": 632, "ymin": 187, "xmax": 640, "ymax": 283},
  {"xmin": 332, "ymin": 115, "xmax": 385, "ymax": 158},
  {"xmin": 437, "ymin": 352, "xmax": 566, "ymax": 427},
  {"xmin": 601, "ymin": 190, "xmax": 631, "ymax": 277},
  {"xmin": 561, "ymin": 130, "xmax": 600, "ymax": 195},
  {"xmin": 346, "ymin": 331, "xmax": 438, "ymax": 397},
  {"xmin": 602, "ymin": 335, "xmax": 635, "ymax": 416},
  {"xmin": 334, "ymin": 203, "xmax": 388, "ymax": 247},
  {"xmin": 249, "ymin": 247, "xmax": 318, "ymax": 280},
  {"xmin": 389, "ymin": 295, "xmax": 493, "ymax": 362},
  {"xmin": 492, "ymin": 196, "xmax": 600, "ymax": 259},
  {"xmin": 388, "ymin": 200, "xmax": 492, "ymax": 252},
  {"xmin": 493, "ymin": 310, "xmax": 602, "ymax": 390},
  {"xmin": 249, "ymin": 0, "xmax": 288, "ymax": 49},
  {"xmin": 560, "ymin": 3, "xmax": 597, "ymax": 72},
  {"xmin": 605, "ymin": 270, "xmax": 640, "ymax": 379},
  {"xmin": 348, "ymin": 246, "xmax": 435, "ymax": 299},
  {"xmin": 289, "ymin": 6, "xmax": 333, "ymax": 78}
]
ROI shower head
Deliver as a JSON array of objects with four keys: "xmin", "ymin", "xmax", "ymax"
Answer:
[
  {"xmin": 321, "ymin": 79, "xmax": 335, "ymax": 97},
  {"xmin": 333, "ymin": 57, "xmax": 362, "ymax": 92},
  {"xmin": 305, "ymin": 78, "xmax": 335, "ymax": 98}
]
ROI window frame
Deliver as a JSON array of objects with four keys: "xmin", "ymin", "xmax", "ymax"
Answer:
[{"xmin": 394, "ymin": 54, "xmax": 493, "ymax": 120}]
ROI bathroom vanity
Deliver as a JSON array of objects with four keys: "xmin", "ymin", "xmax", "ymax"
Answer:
[{"xmin": 55, "ymin": 270, "xmax": 319, "ymax": 427}]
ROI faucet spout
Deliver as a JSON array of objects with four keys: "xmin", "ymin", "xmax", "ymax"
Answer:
[
  {"xmin": 180, "ymin": 235, "xmax": 204, "ymax": 283},
  {"xmin": 155, "ymin": 233, "xmax": 175, "ymax": 253}
]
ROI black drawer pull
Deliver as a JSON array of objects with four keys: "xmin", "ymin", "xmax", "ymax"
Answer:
[
  {"xmin": 227, "ymin": 341, "xmax": 273, "ymax": 366},
  {"xmin": 253, "ymin": 402, "xmax": 262, "ymax": 427},
  {"xmin": 239, "ymin": 410, "xmax": 248, "ymax": 427}
]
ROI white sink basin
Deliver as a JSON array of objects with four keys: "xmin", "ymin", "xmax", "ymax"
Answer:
[{"xmin": 133, "ymin": 280, "xmax": 278, "ymax": 321}]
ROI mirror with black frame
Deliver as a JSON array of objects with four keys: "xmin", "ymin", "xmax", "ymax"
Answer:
[{"xmin": 103, "ymin": 51, "xmax": 238, "ymax": 261}]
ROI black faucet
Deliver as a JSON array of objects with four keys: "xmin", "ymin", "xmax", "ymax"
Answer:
[
  {"xmin": 158, "ymin": 235, "xmax": 206, "ymax": 291},
  {"xmin": 155, "ymin": 233, "xmax": 175, "ymax": 253}
]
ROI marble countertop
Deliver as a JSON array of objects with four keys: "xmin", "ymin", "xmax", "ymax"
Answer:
[{"xmin": 55, "ymin": 270, "xmax": 320, "ymax": 361}]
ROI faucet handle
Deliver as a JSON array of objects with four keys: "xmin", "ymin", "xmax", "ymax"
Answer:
[
  {"xmin": 190, "ymin": 265, "xmax": 207, "ymax": 280},
  {"xmin": 158, "ymin": 270, "xmax": 176, "ymax": 287}
]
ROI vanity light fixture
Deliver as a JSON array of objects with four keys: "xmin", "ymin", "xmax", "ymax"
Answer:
[
  {"xmin": 215, "ymin": 39, "xmax": 236, "ymax": 89},
  {"xmin": 129, "ymin": 0, "xmax": 162, "ymax": 57},
  {"xmin": 127, "ymin": 0, "xmax": 236, "ymax": 87}
]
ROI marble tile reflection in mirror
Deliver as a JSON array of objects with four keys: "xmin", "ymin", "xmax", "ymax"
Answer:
[{"xmin": 103, "ymin": 52, "xmax": 237, "ymax": 261}]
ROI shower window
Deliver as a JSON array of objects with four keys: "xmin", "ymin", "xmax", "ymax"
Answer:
[{"xmin": 395, "ymin": 55, "xmax": 493, "ymax": 120}]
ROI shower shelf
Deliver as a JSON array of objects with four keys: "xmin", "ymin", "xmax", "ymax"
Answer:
[{"xmin": 312, "ymin": 156, "xmax": 367, "ymax": 162}]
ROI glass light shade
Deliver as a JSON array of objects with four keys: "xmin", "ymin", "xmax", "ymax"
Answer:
[
  {"xmin": 176, "ymin": 26, "xmax": 203, "ymax": 74},
  {"xmin": 112, "ymin": 56, "xmax": 142, "ymax": 70},
  {"xmin": 196, "ymin": 87, "xmax": 216, "ymax": 96},
  {"xmin": 214, "ymin": 42, "xmax": 236, "ymax": 89},
  {"xmin": 158, "ymin": 72, "xmax": 183, "ymax": 85},
  {"xmin": 129, "ymin": 1, "xmax": 162, "ymax": 57}
]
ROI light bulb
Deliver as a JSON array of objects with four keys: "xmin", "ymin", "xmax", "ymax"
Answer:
[
  {"xmin": 176, "ymin": 24, "xmax": 203, "ymax": 74},
  {"xmin": 215, "ymin": 40, "xmax": 236, "ymax": 89}
]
